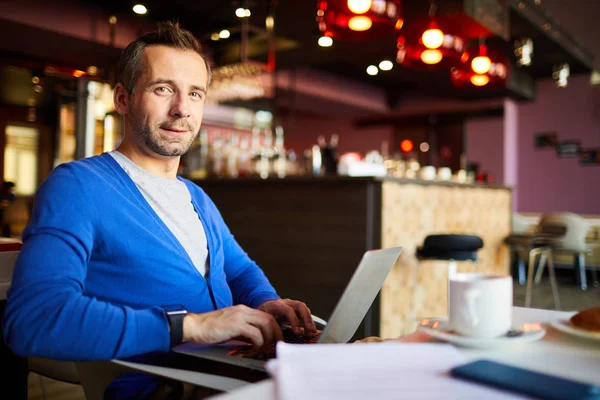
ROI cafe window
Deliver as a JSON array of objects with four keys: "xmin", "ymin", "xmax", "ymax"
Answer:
[{"xmin": 4, "ymin": 125, "xmax": 39, "ymax": 196}]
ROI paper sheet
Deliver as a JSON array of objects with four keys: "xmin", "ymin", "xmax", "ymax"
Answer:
[{"xmin": 266, "ymin": 342, "xmax": 528, "ymax": 400}]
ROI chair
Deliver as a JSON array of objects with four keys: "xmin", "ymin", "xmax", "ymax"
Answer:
[
  {"xmin": 0, "ymin": 239, "xmax": 84, "ymax": 398},
  {"xmin": 409, "ymin": 234, "xmax": 483, "ymax": 330},
  {"xmin": 504, "ymin": 213, "xmax": 536, "ymax": 285},
  {"xmin": 533, "ymin": 213, "xmax": 597, "ymax": 290},
  {"xmin": 499, "ymin": 214, "xmax": 561, "ymax": 310}
]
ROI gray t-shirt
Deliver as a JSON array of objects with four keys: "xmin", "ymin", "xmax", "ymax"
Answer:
[{"xmin": 109, "ymin": 151, "xmax": 209, "ymax": 277}]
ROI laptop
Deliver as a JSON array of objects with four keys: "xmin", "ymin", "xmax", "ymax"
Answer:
[{"xmin": 173, "ymin": 246, "xmax": 402, "ymax": 371}]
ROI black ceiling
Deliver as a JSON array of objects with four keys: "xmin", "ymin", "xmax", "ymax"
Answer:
[{"xmin": 14, "ymin": 0, "xmax": 600, "ymax": 103}]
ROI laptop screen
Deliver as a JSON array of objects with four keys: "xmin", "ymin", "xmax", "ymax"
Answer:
[{"xmin": 317, "ymin": 246, "xmax": 402, "ymax": 344}]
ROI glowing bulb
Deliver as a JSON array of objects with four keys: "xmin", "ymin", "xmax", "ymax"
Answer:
[
  {"xmin": 347, "ymin": 0, "xmax": 372, "ymax": 14},
  {"xmin": 420, "ymin": 142, "xmax": 430, "ymax": 152},
  {"xmin": 366, "ymin": 65, "xmax": 379, "ymax": 76},
  {"xmin": 470, "ymin": 75, "xmax": 490, "ymax": 86},
  {"xmin": 235, "ymin": 8, "xmax": 246, "ymax": 17},
  {"xmin": 211, "ymin": 32, "xmax": 220, "ymax": 41},
  {"xmin": 266, "ymin": 16, "xmax": 274, "ymax": 29},
  {"xmin": 318, "ymin": 36, "xmax": 333, "ymax": 47},
  {"xmin": 245, "ymin": 9, "xmax": 251, "ymax": 17},
  {"xmin": 348, "ymin": 16, "xmax": 372, "ymax": 31},
  {"xmin": 471, "ymin": 56, "xmax": 491, "ymax": 74},
  {"xmin": 422, "ymin": 28, "xmax": 444, "ymax": 49},
  {"xmin": 420, "ymin": 50, "xmax": 443, "ymax": 65},
  {"xmin": 379, "ymin": 60, "xmax": 393, "ymax": 71},
  {"xmin": 219, "ymin": 30, "xmax": 231, "ymax": 39},
  {"xmin": 400, "ymin": 140, "xmax": 414, "ymax": 153},
  {"xmin": 132, "ymin": 4, "xmax": 147, "ymax": 14}
]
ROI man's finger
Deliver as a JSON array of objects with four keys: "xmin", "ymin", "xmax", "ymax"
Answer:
[
  {"xmin": 278, "ymin": 302, "xmax": 301, "ymax": 334},
  {"xmin": 289, "ymin": 301, "xmax": 315, "ymax": 333},
  {"xmin": 239, "ymin": 324, "xmax": 264, "ymax": 348}
]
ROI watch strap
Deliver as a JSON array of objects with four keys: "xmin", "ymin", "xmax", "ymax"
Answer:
[{"xmin": 166, "ymin": 310, "xmax": 187, "ymax": 347}]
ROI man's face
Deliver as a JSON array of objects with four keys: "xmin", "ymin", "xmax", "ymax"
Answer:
[{"xmin": 127, "ymin": 45, "xmax": 208, "ymax": 157}]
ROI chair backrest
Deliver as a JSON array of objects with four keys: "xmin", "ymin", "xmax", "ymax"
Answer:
[
  {"xmin": 29, "ymin": 357, "xmax": 80, "ymax": 384},
  {"xmin": 538, "ymin": 212, "xmax": 591, "ymax": 253},
  {"xmin": 0, "ymin": 240, "xmax": 85, "ymax": 389},
  {"xmin": 511, "ymin": 213, "xmax": 531, "ymax": 235}
]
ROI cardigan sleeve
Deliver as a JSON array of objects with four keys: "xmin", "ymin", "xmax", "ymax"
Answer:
[
  {"xmin": 200, "ymin": 192, "xmax": 280, "ymax": 308},
  {"xmin": 2, "ymin": 164, "xmax": 170, "ymax": 360}
]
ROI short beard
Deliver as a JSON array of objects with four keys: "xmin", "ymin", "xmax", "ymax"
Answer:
[{"xmin": 129, "ymin": 107, "xmax": 198, "ymax": 157}]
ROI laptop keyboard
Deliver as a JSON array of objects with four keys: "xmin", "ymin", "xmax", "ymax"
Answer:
[{"xmin": 228, "ymin": 328, "xmax": 322, "ymax": 361}]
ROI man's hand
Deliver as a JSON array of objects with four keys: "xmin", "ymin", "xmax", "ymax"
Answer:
[
  {"xmin": 257, "ymin": 299, "xmax": 317, "ymax": 335},
  {"xmin": 182, "ymin": 305, "xmax": 283, "ymax": 347}
]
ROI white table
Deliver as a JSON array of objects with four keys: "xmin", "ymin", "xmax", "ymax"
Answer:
[{"xmin": 209, "ymin": 307, "xmax": 600, "ymax": 399}]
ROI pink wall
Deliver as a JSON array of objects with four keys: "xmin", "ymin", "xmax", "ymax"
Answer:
[
  {"xmin": 465, "ymin": 116, "xmax": 504, "ymax": 184},
  {"xmin": 517, "ymin": 75, "xmax": 600, "ymax": 214}
]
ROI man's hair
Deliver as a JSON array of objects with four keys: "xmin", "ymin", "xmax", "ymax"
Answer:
[{"xmin": 116, "ymin": 21, "xmax": 212, "ymax": 94}]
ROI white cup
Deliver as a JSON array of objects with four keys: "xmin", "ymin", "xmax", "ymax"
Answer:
[{"xmin": 449, "ymin": 273, "xmax": 513, "ymax": 338}]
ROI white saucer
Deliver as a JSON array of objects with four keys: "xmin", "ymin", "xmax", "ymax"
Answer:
[
  {"xmin": 551, "ymin": 319, "xmax": 600, "ymax": 342},
  {"xmin": 418, "ymin": 318, "xmax": 546, "ymax": 349}
]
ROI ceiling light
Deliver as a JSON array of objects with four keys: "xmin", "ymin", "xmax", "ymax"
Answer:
[
  {"xmin": 348, "ymin": 16, "xmax": 372, "ymax": 31},
  {"xmin": 420, "ymin": 49, "xmax": 443, "ymax": 65},
  {"xmin": 422, "ymin": 28, "xmax": 444, "ymax": 49},
  {"xmin": 347, "ymin": 0, "xmax": 372, "ymax": 14},
  {"xmin": 266, "ymin": 16, "xmax": 274, "ymax": 29},
  {"xmin": 471, "ymin": 56, "xmax": 491, "ymax": 74},
  {"xmin": 318, "ymin": 36, "xmax": 333, "ymax": 47},
  {"xmin": 379, "ymin": 60, "xmax": 393, "ymax": 71},
  {"xmin": 470, "ymin": 75, "xmax": 489, "ymax": 86},
  {"xmin": 316, "ymin": 0, "xmax": 402, "ymax": 41},
  {"xmin": 366, "ymin": 65, "xmax": 379, "ymax": 75},
  {"xmin": 553, "ymin": 63, "xmax": 570, "ymax": 87},
  {"xmin": 219, "ymin": 30, "xmax": 231, "ymax": 39},
  {"xmin": 87, "ymin": 65, "xmax": 98, "ymax": 76},
  {"xmin": 235, "ymin": 8, "xmax": 246, "ymax": 18},
  {"xmin": 514, "ymin": 37, "xmax": 533, "ymax": 66},
  {"xmin": 132, "ymin": 4, "xmax": 147, "ymax": 15}
]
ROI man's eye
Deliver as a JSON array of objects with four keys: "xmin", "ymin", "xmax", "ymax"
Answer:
[
  {"xmin": 155, "ymin": 87, "xmax": 171, "ymax": 94},
  {"xmin": 190, "ymin": 92, "xmax": 203, "ymax": 99}
]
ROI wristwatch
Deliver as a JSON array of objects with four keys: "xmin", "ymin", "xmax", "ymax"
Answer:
[{"xmin": 165, "ymin": 310, "xmax": 188, "ymax": 347}]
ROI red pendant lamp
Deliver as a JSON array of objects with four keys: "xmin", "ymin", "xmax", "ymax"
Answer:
[
  {"xmin": 450, "ymin": 39, "xmax": 509, "ymax": 89},
  {"xmin": 317, "ymin": 0, "xmax": 403, "ymax": 41},
  {"xmin": 395, "ymin": 2, "xmax": 465, "ymax": 69}
]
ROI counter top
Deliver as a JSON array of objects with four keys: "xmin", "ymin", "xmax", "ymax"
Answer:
[{"xmin": 191, "ymin": 175, "xmax": 511, "ymax": 190}]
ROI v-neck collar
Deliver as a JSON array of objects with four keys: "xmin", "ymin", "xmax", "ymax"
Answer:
[{"xmin": 100, "ymin": 153, "xmax": 207, "ymax": 281}]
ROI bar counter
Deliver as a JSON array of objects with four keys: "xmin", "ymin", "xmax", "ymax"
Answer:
[{"xmin": 194, "ymin": 176, "xmax": 512, "ymax": 338}]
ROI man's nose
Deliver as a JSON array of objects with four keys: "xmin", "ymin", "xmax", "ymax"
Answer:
[{"xmin": 169, "ymin": 92, "xmax": 190, "ymax": 118}]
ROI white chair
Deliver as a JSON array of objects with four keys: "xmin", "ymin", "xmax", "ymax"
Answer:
[{"xmin": 534, "ymin": 213, "xmax": 597, "ymax": 290}]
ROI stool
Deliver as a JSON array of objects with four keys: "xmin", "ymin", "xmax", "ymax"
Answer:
[{"xmin": 409, "ymin": 234, "xmax": 484, "ymax": 331}]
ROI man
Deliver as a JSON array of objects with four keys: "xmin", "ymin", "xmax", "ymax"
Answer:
[{"xmin": 3, "ymin": 22, "xmax": 315, "ymax": 398}]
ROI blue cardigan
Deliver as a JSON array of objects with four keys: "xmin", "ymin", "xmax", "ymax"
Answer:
[{"xmin": 3, "ymin": 153, "xmax": 279, "ymax": 360}]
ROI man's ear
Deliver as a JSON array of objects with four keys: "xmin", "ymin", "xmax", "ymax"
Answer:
[{"xmin": 113, "ymin": 83, "xmax": 129, "ymax": 116}]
